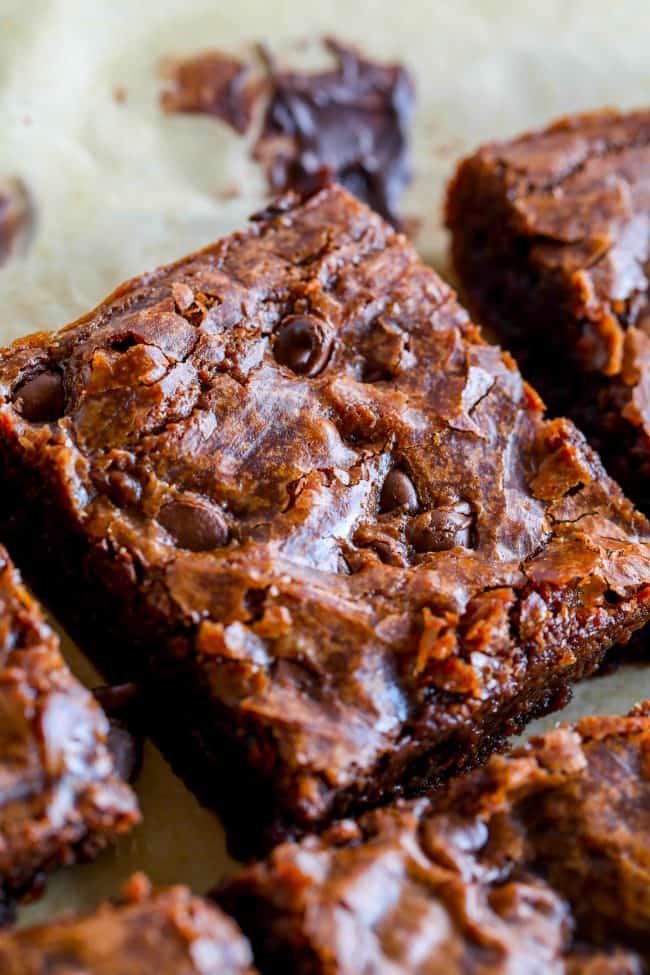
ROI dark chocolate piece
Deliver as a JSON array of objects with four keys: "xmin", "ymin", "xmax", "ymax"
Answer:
[
  {"xmin": 447, "ymin": 108, "xmax": 650, "ymax": 511},
  {"xmin": 161, "ymin": 50, "xmax": 256, "ymax": 134},
  {"xmin": 254, "ymin": 40, "xmax": 414, "ymax": 224},
  {"xmin": 219, "ymin": 705, "xmax": 650, "ymax": 974},
  {"xmin": 0, "ymin": 185, "xmax": 649, "ymax": 856},
  {"xmin": 0, "ymin": 875, "xmax": 257, "ymax": 974},
  {"xmin": 0, "ymin": 549, "xmax": 139, "ymax": 913}
]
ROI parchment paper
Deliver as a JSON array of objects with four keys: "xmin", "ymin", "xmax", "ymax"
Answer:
[{"xmin": 1, "ymin": 0, "xmax": 650, "ymax": 926}]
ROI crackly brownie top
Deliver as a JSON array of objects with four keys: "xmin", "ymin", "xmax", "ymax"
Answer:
[
  {"xmin": 220, "ymin": 705, "xmax": 650, "ymax": 974},
  {"xmin": 1, "ymin": 184, "xmax": 650, "ymax": 815},
  {"xmin": 0, "ymin": 876, "xmax": 256, "ymax": 974},
  {"xmin": 466, "ymin": 110, "xmax": 650, "ymax": 426},
  {"xmin": 0, "ymin": 547, "xmax": 138, "ymax": 882}
]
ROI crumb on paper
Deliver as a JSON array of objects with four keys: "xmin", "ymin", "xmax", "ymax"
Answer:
[
  {"xmin": 160, "ymin": 50, "xmax": 258, "ymax": 135},
  {"xmin": 0, "ymin": 178, "xmax": 34, "ymax": 266}
]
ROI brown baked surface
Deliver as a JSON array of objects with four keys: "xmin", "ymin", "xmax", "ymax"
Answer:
[
  {"xmin": 219, "ymin": 704, "xmax": 650, "ymax": 974},
  {"xmin": 447, "ymin": 109, "xmax": 650, "ymax": 511},
  {"xmin": 0, "ymin": 876, "xmax": 256, "ymax": 974},
  {"xmin": 0, "ymin": 546, "xmax": 139, "ymax": 919},
  {"xmin": 0, "ymin": 184, "xmax": 649, "ymax": 851}
]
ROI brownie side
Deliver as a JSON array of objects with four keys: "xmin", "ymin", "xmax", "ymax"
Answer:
[
  {"xmin": 219, "ymin": 705, "xmax": 650, "ymax": 975},
  {"xmin": 0, "ymin": 546, "xmax": 139, "ymax": 914},
  {"xmin": 0, "ymin": 185, "xmax": 649, "ymax": 853},
  {"xmin": 446, "ymin": 109, "xmax": 650, "ymax": 510},
  {"xmin": 0, "ymin": 875, "xmax": 256, "ymax": 974}
]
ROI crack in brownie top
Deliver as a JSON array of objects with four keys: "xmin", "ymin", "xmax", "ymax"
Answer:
[{"xmin": 1, "ymin": 185, "xmax": 650, "ymax": 817}]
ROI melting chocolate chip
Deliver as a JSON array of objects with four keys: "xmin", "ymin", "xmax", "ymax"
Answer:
[
  {"xmin": 107, "ymin": 723, "xmax": 142, "ymax": 783},
  {"xmin": 273, "ymin": 314, "xmax": 333, "ymax": 376},
  {"xmin": 409, "ymin": 503, "xmax": 473, "ymax": 553},
  {"xmin": 159, "ymin": 498, "xmax": 229, "ymax": 551},
  {"xmin": 94, "ymin": 682, "xmax": 139, "ymax": 717},
  {"xmin": 14, "ymin": 369, "xmax": 65, "ymax": 423},
  {"xmin": 380, "ymin": 470, "xmax": 418, "ymax": 513},
  {"xmin": 93, "ymin": 683, "xmax": 143, "ymax": 783}
]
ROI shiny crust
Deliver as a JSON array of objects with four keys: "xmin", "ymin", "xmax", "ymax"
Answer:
[
  {"xmin": 219, "ymin": 704, "xmax": 650, "ymax": 974},
  {"xmin": 0, "ymin": 879, "xmax": 256, "ymax": 974},
  {"xmin": 0, "ymin": 547, "xmax": 139, "ymax": 913},
  {"xmin": 0, "ymin": 185, "xmax": 649, "ymax": 848},
  {"xmin": 447, "ymin": 109, "xmax": 650, "ymax": 508}
]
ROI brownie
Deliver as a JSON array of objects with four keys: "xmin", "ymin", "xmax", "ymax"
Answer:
[
  {"xmin": 0, "ymin": 874, "xmax": 257, "ymax": 974},
  {"xmin": 219, "ymin": 704, "xmax": 650, "ymax": 974},
  {"xmin": 0, "ymin": 546, "xmax": 139, "ymax": 918},
  {"xmin": 447, "ymin": 109, "xmax": 650, "ymax": 511},
  {"xmin": 0, "ymin": 184, "xmax": 649, "ymax": 853}
]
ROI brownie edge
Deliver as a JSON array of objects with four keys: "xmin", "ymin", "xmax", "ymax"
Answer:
[
  {"xmin": 0, "ymin": 545, "xmax": 139, "ymax": 917},
  {"xmin": 447, "ymin": 108, "xmax": 650, "ymax": 512},
  {"xmin": 0, "ymin": 874, "xmax": 257, "ymax": 974},
  {"xmin": 218, "ymin": 704, "xmax": 650, "ymax": 975}
]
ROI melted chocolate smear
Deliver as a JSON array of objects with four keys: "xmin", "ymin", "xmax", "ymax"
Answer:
[
  {"xmin": 161, "ymin": 51, "xmax": 257, "ymax": 134},
  {"xmin": 254, "ymin": 39, "xmax": 415, "ymax": 225},
  {"xmin": 0, "ymin": 178, "xmax": 34, "ymax": 267},
  {"xmin": 94, "ymin": 683, "xmax": 144, "ymax": 783}
]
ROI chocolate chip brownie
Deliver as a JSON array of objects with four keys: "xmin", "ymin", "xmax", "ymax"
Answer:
[
  {"xmin": 0, "ymin": 184, "xmax": 649, "ymax": 853},
  {"xmin": 219, "ymin": 704, "xmax": 650, "ymax": 975},
  {"xmin": 0, "ymin": 546, "xmax": 139, "ymax": 919},
  {"xmin": 447, "ymin": 109, "xmax": 650, "ymax": 511},
  {"xmin": 0, "ymin": 874, "xmax": 256, "ymax": 974}
]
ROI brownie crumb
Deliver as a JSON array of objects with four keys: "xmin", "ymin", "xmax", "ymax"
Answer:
[
  {"xmin": 0, "ymin": 178, "xmax": 33, "ymax": 266},
  {"xmin": 254, "ymin": 39, "xmax": 414, "ymax": 225},
  {"xmin": 161, "ymin": 50, "xmax": 257, "ymax": 134}
]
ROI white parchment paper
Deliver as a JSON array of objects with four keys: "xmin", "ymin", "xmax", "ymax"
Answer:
[{"xmin": 1, "ymin": 0, "xmax": 650, "ymax": 925}]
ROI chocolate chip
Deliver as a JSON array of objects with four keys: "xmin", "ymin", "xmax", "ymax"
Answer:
[
  {"xmin": 273, "ymin": 314, "xmax": 333, "ymax": 377},
  {"xmin": 107, "ymin": 723, "xmax": 142, "ymax": 783},
  {"xmin": 380, "ymin": 470, "xmax": 418, "ymax": 513},
  {"xmin": 93, "ymin": 683, "xmax": 143, "ymax": 783},
  {"xmin": 14, "ymin": 369, "xmax": 64, "ymax": 422},
  {"xmin": 159, "ymin": 498, "xmax": 229, "ymax": 551},
  {"xmin": 94, "ymin": 682, "xmax": 139, "ymax": 719},
  {"xmin": 409, "ymin": 503, "xmax": 473, "ymax": 553}
]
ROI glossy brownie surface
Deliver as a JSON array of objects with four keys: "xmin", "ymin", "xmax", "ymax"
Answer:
[
  {"xmin": 220, "ymin": 704, "xmax": 650, "ymax": 975},
  {"xmin": 447, "ymin": 109, "xmax": 650, "ymax": 509},
  {"xmin": 0, "ymin": 877, "xmax": 256, "ymax": 974},
  {"xmin": 0, "ymin": 547, "xmax": 139, "ymax": 915},
  {"xmin": 0, "ymin": 185, "xmax": 650, "ymax": 845}
]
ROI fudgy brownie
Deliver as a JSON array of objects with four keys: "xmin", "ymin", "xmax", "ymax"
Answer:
[
  {"xmin": 219, "ymin": 704, "xmax": 650, "ymax": 974},
  {"xmin": 0, "ymin": 184, "xmax": 649, "ymax": 852},
  {"xmin": 447, "ymin": 109, "xmax": 650, "ymax": 510},
  {"xmin": 0, "ymin": 874, "xmax": 257, "ymax": 974},
  {"xmin": 0, "ymin": 546, "xmax": 139, "ymax": 919}
]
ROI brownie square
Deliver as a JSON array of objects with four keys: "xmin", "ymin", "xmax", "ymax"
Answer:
[
  {"xmin": 219, "ymin": 704, "xmax": 650, "ymax": 974},
  {"xmin": 0, "ymin": 546, "xmax": 139, "ymax": 918},
  {"xmin": 0, "ymin": 876, "xmax": 256, "ymax": 974},
  {"xmin": 0, "ymin": 184, "xmax": 649, "ymax": 852},
  {"xmin": 447, "ymin": 109, "xmax": 650, "ymax": 510}
]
